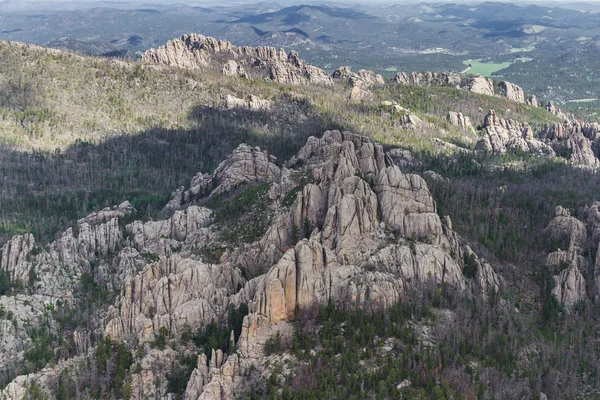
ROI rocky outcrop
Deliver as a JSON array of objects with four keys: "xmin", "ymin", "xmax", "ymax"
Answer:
[
  {"xmin": 185, "ymin": 352, "xmax": 239, "ymax": 400},
  {"xmin": 333, "ymin": 66, "xmax": 384, "ymax": 89},
  {"xmin": 472, "ymin": 110, "xmax": 600, "ymax": 166},
  {"xmin": 394, "ymin": 72, "xmax": 462, "ymax": 88},
  {"xmin": 374, "ymin": 166, "xmax": 445, "ymax": 243},
  {"xmin": 475, "ymin": 110, "xmax": 555, "ymax": 156},
  {"xmin": 544, "ymin": 102, "xmax": 571, "ymax": 120},
  {"xmin": 499, "ymin": 81, "xmax": 525, "ymax": 103},
  {"xmin": 269, "ymin": 50, "xmax": 333, "ymax": 86},
  {"xmin": 430, "ymin": 138, "xmax": 471, "ymax": 154},
  {"xmin": 568, "ymin": 136, "xmax": 599, "ymax": 167},
  {"xmin": 397, "ymin": 113, "xmax": 431, "ymax": 129},
  {"xmin": 0, "ymin": 294, "xmax": 61, "ymax": 385},
  {"xmin": 526, "ymin": 95, "xmax": 539, "ymax": 107},
  {"xmin": 447, "ymin": 111, "xmax": 475, "ymax": 132},
  {"xmin": 380, "ymin": 101, "xmax": 409, "ymax": 116},
  {"xmin": 542, "ymin": 204, "xmax": 600, "ymax": 308},
  {"xmin": 237, "ymin": 130, "xmax": 502, "ymax": 364},
  {"xmin": 183, "ymin": 144, "xmax": 282, "ymax": 203},
  {"xmin": 386, "ymin": 148, "xmax": 417, "ymax": 167},
  {"xmin": 0, "ymin": 234, "xmax": 34, "ymax": 284},
  {"xmin": 349, "ymin": 86, "xmax": 373, "ymax": 101},
  {"xmin": 540, "ymin": 120, "xmax": 600, "ymax": 167},
  {"xmin": 222, "ymin": 60, "xmax": 248, "ymax": 78},
  {"xmin": 467, "ymin": 76, "xmax": 494, "ymax": 96},
  {"xmin": 545, "ymin": 206, "xmax": 587, "ymax": 249},
  {"xmin": 143, "ymin": 34, "xmax": 332, "ymax": 86},
  {"xmin": 394, "ymin": 72, "xmax": 531, "ymax": 103},
  {"xmin": 0, "ymin": 356, "xmax": 84, "ymax": 400},
  {"xmin": 1, "ymin": 201, "xmax": 134, "ymax": 299},
  {"xmin": 0, "ymin": 202, "xmax": 136, "ymax": 383},
  {"xmin": 223, "ymin": 94, "xmax": 272, "ymax": 111},
  {"xmin": 552, "ymin": 264, "xmax": 587, "ymax": 308},
  {"xmin": 541, "ymin": 120, "xmax": 600, "ymax": 142},
  {"xmin": 156, "ymin": 131, "xmax": 501, "ymax": 370},
  {"xmin": 104, "ymin": 242, "xmax": 243, "ymax": 343},
  {"xmin": 333, "ymin": 67, "xmax": 384, "ymax": 101}
]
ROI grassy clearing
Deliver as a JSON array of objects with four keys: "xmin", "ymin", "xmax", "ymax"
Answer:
[{"xmin": 463, "ymin": 59, "xmax": 513, "ymax": 77}]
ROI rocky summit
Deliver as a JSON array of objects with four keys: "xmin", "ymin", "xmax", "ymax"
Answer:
[{"xmin": 142, "ymin": 33, "xmax": 333, "ymax": 87}]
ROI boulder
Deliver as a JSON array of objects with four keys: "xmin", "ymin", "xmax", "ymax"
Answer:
[
  {"xmin": 224, "ymin": 94, "xmax": 272, "ymax": 111},
  {"xmin": 499, "ymin": 81, "xmax": 525, "ymax": 103},
  {"xmin": 222, "ymin": 60, "xmax": 248, "ymax": 78},
  {"xmin": 447, "ymin": 111, "xmax": 475, "ymax": 132},
  {"xmin": 468, "ymin": 76, "xmax": 494, "ymax": 96}
]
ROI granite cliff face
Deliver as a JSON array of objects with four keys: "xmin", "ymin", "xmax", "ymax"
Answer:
[
  {"xmin": 0, "ymin": 130, "xmax": 502, "ymax": 399},
  {"xmin": 543, "ymin": 205, "xmax": 600, "ymax": 309},
  {"xmin": 142, "ymin": 33, "xmax": 332, "ymax": 86}
]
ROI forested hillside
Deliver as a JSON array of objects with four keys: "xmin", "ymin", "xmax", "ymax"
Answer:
[{"xmin": 1, "ymin": 39, "xmax": 600, "ymax": 400}]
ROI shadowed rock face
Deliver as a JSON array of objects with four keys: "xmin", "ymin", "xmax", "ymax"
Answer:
[
  {"xmin": 0, "ymin": 130, "xmax": 503, "ymax": 399},
  {"xmin": 142, "ymin": 33, "xmax": 333, "ymax": 86},
  {"xmin": 543, "ymin": 203, "xmax": 600, "ymax": 309}
]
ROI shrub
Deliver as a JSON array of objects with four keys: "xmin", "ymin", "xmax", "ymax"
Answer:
[
  {"xmin": 264, "ymin": 332, "xmax": 283, "ymax": 356},
  {"xmin": 462, "ymin": 252, "xmax": 478, "ymax": 279}
]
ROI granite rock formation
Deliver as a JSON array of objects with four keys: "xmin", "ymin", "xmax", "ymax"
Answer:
[
  {"xmin": 394, "ymin": 72, "xmax": 531, "ymax": 103},
  {"xmin": 142, "ymin": 34, "xmax": 332, "ymax": 87},
  {"xmin": 475, "ymin": 110, "xmax": 555, "ymax": 156},
  {"xmin": 1, "ymin": 130, "xmax": 503, "ymax": 399}
]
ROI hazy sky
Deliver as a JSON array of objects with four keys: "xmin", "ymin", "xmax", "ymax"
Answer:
[
  {"xmin": 3, "ymin": 0, "xmax": 600, "ymax": 11},
  {"xmin": 16, "ymin": 0, "xmax": 600, "ymax": 2}
]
